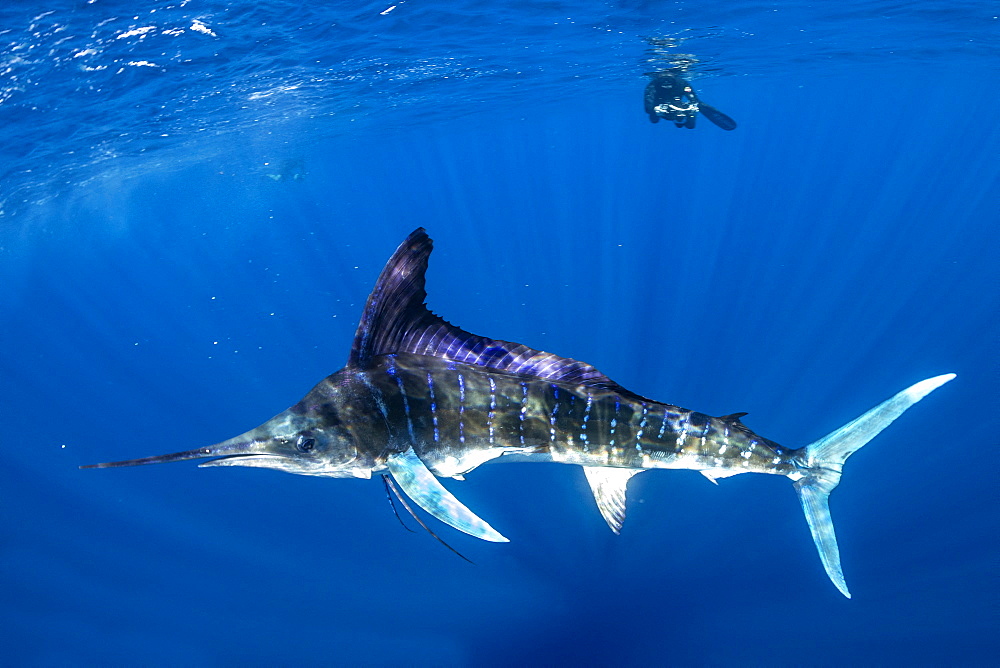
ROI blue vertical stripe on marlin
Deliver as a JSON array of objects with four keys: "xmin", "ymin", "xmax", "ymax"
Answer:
[{"xmin": 83, "ymin": 228, "xmax": 955, "ymax": 598}]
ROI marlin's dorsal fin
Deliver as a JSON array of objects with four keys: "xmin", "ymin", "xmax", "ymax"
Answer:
[
  {"xmin": 349, "ymin": 228, "xmax": 650, "ymax": 399},
  {"xmin": 386, "ymin": 447, "xmax": 508, "ymax": 543},
  {"xmin": 720, "ymin": 412, "xmax": 749, "ymax": 423},
  {"xmin": 583, "ymin": 466, "xmax": 644, "ymax": 534}
]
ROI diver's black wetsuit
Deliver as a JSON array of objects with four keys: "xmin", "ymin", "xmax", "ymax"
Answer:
[
  {"xmin": 644, "ymin": 72, "xmax": 737, "ymax": 130},
  {"xmin": 644, "ymin": 73, "xmax": 699, "ymax": 127}
]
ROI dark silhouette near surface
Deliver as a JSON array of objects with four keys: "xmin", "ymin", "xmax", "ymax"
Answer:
[{"xmin": 644, "ymin": 72, "xmax": 737, "ymax": 130}]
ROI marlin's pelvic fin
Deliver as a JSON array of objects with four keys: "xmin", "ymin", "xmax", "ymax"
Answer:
[
  {"xmin": 583, "ymin": 466, "xmax": 643, "ymax": 534},
  {"xmin": 386, "ymin": 447, "xmax": 509, "ymax": 543},
  {"xmin": 796, "ymin": 373, "xmax": 956, "ymax": 598}
]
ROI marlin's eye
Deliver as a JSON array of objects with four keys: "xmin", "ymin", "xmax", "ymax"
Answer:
[{"xmin": 296, "ymin": 436, "xmax": 316, "ymax": 453}]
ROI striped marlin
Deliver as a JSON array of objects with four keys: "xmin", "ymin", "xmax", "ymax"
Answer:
[{"xmin": 83, "ymin": 228, "xmax": 954, "ymax": 597}]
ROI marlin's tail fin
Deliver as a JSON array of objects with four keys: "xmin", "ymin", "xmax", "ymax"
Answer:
[{"xmin": 795, "ymin": 374, "xmax": 955, "ymax": 598}]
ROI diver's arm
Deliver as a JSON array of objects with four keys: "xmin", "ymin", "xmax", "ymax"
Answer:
[
  {"xmin": 683, "ymin": 83, "xmax": 700, "ymax": 106},
  {"xmin": 643, "ymin": 81, "xmax": 657, "ymax": 115},
  {"xmin": 644, "ymin": 81, "xmax": 661, "ymax": 122}
]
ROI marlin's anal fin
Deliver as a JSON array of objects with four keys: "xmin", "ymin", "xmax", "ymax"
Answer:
[
  {"xmin": 699, "ymin": 468, "xmax": 742, "ymax": 485},
  {"xmin": 386, "ymin": 447, "xmax": 508, "ymax": 543},
  {"xmin": 583, "ymin": 466, "xmax": 643, "ymax": 534}
]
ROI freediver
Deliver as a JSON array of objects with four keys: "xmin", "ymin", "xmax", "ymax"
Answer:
[{"xmin": 644, "ymin": 71, "xmax": 737, "ymax": 130}]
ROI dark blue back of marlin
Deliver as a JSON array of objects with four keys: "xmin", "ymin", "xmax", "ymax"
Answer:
[{"xmin": 83, "ymin": 228, "xmax": 955, "ymax": 597}]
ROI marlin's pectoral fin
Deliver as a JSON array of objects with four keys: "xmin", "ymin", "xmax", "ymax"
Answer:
[
  {"xmin": 386, "ymin": 448, "xmax": 508, "ymax": 543},
  {"xmin": 583, "ymin": 466, "xmax": 644, "ymax": 534}
]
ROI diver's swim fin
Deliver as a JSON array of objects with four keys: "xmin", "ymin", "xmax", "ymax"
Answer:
[{"xmin": 699, "ymin": 103, "xmax": 737, "ymax": 130}]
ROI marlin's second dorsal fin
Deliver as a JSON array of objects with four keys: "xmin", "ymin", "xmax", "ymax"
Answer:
[
  {"xmin": 720, "ymin": 412, "xmax": 749, "ymax": 423},
  {"xmin": 349, "ymin": 228, "xmax": 650, "ymax": 399}
]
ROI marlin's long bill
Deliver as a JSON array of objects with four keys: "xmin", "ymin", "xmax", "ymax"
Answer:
[
  {"xmin": 81, "ymin": 447, "xmax": 221, "ymax": 468},
  {"xmin": 80, "ymin": 428, "xmax": 269, "ymax": 468},
  {"xmin": 82, "ymin": 227, "xmax": 956, "ymax": 597},
  {"xmin": 81, "ymin": 404, "xmax": 372, "ymax": 478}
]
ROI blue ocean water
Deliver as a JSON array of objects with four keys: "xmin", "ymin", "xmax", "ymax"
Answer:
[{"xmin": 1, "ymin": 0, "xmax": 998, "ymax": 664}]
